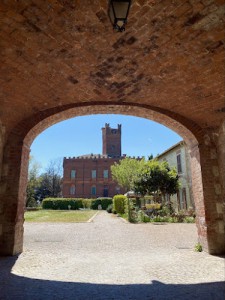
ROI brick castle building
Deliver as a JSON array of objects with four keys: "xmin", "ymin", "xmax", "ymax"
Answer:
[{"xmin": 62, "ymin": 124, "xmax": 126, "ymax": 198}]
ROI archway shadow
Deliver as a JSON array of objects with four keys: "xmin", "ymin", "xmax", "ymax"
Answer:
[{"xmin": 0, "ymin": 257, "xmax": 224, "ymax": 300}]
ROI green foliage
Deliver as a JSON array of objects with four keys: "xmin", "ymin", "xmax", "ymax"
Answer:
[
  {"xmin": 148, "ymin": 154, "xmax": 154, "ymax": 160},
  {"xmin": 36, "ymin": 171, "xmax": 62, "ymax": 201},
  {"xmin": 137, "ymin": 210, "xmax": 151, "ymax": 223},
  {"xmin": 42, "ymin": 198, "xmax": 83, "ymax": 210},
  {"xmin": 134, "ymin": 160, "xmax": 180, "ymax": 200},
  {"xmin": 150, "ymin": 215, "xmax": 169, "ymax": 222},
  {"xmin": 26, "ymin": 156, "xmax": 42, "ymax": 207},
  {"xmin": 26, "ymin": 198, "xmax": 38, "ymax": 208},
  {"xmin": 26, "ymin": 157, "xmax": 63, "ymax": 206},
  {"xmin": 91, "ymin": 198, "xmax": 112, "ymax": 210},
  {"xmin": 113, "ymin": 194, "xmax": 126, "ymax": 214},
  {"xmin": 136, "ymin": 203, "xmax": 196, "ymax": 224},
  {"xmin": 82, "ymin": 199, "xmax": 93, "ymax": 209},
  {"xmin": 156, "ymin": 206, "xmax": 170, "ymax": 216},
  {"xmin": 111, "ymin": 157, "xmax": 145, "ymax": 191},
  {"xmin": 124, "ymin": 197, "xmax": 138, "ymax": 223},
  {"xmin": 195, "ymin": 243, "xmax": 203, "ymax": 252},
  {"xmin": 106, "ymin": 204, "xmax": 113, "ymax": 213},
  {"xmin": 42, "ymin": 198, "xmax": 115, "ymax": 211},
  {"xmin": 183, "ymin": 216, "xmax": 195, "ymax": 223}
]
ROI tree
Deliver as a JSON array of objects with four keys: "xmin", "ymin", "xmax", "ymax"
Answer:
[
  {"xmin": 134, "ymin": 160, "xmax": 180, "ymax": 204},
  {"xmin": 111, "ymin": 157, "xmax": 145, "ymax": 192},
  {"xmin": 36, "ymin": 158, "xmax": 62, "ymax": 201},
  {"xmin": 148, "ymin": 154, "xmax": 154, "ymax": 160},
  {"xmin": 26, "ymin": 156, "xmax": 41, "ymax": 207}
]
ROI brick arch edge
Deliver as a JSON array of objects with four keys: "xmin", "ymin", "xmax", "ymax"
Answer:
[{"xmin": 1, "ymin": 103, "xmax": 224, "ymax": 255}]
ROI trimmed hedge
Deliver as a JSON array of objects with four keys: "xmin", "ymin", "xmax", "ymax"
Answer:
[
  {"xmin": 42, "ymin": 197, "xmax": 113, "ymax": 210},
  {"xmin": 91, "ymin": 198, "xmax": 112, "ymax": 210},
  {"xmin": 82, "ymin": 199, "xmax": 93, "ymax": 209},
  {"xmin": 113, "ymin": 195, "xmax": 127, "ymax": 214},
  {"xmin": 42, "ymin": 198, "xmax": 83, "ymax": 210}
]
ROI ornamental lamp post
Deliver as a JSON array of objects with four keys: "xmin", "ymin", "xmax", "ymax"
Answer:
[{"xmin": 108, "ymin": 0, "xmax": 132, "ymax": 32}]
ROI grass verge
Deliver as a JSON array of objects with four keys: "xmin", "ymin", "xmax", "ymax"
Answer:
[{"xmin": 25, "ymin": 210, "xmax": 97, "ymax": 223}]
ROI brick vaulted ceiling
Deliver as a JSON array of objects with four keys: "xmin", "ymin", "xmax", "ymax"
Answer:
[{"xmin": 0, "ymin": 0, "xmax": 224, "ymax": 137}]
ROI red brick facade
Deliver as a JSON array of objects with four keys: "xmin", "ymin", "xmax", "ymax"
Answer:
[
  {"xmin": 102, "ymin": 123, "xmax": 122, "ymax": 157},
  {"xmin": 62, "ymin": 124, "xmax": 125, "ymax": 198},
  {"xmin": 63, "ymin": 156, "xmax": 125, "ymax": 198}
]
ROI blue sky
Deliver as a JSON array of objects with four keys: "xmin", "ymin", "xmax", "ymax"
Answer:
[{"xmin": 31, "ymin": 114, "xmax": 182, "ymax": 172}]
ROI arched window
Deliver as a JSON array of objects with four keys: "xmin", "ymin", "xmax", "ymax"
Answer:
[{"xmin": 70, "ymin": 185, "xmax": 75, "ymax": 195}]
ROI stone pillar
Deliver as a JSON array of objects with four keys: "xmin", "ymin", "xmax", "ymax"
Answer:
[
  {"xmin": 0, "ymin": 135, "xmax": 30, "ymax": 256},
  {"xmin": 189, "ymin": 130, "xmax": 225, "ymax": 255}
]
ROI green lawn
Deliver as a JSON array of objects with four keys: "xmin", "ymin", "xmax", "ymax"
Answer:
[{"xmin": 25, "ymin": 210, "xmax": 97, "ymax": 223}]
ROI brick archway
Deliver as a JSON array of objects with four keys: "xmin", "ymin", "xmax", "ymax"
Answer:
[
  {"xmin": 0, "ymin": 1, "xmax": 224, "ymax": 256},
  {"xmin": 0, "ymin": 103, "xmax": 224, "ymax": 256}
]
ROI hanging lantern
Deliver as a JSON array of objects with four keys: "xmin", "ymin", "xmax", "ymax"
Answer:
[{"xmin": 108, "ymin": 0, "xmax": 132, "ymax": 32}]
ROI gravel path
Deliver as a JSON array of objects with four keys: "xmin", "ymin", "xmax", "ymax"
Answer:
[{"xmin": 0, "ymin": 211, "xmax": 224, "ymax": 300}]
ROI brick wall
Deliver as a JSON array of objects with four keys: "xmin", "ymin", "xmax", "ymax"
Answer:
[
  {"xmin": 62, "ymin": 156, "xmax": 125, "ymax": 198},
  {"xmin": 0, "ymin": 0, "xmax": 224, "ymax": 255}
]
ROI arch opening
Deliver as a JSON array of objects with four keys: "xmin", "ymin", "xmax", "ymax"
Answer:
[{"xmin": 0, "ymin": 103, "xmax": 224, "ymax": 256}]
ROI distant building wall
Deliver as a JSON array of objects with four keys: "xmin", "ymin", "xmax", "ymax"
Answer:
[
  {"xmin": 62, "ymin": 155, "xmax": 125, "ymax": 198},
  {"xmin": 63, "ymin": 123, "xmax": 126, "ymax": 198},
  {"xmin": 157, "ymin": 141, "xmax": 194, "ymax": 211}
]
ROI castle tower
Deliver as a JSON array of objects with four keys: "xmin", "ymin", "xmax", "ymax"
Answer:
[{"xmin": 102, "ymin": 123, "xmax": 121, "ymax": 157}]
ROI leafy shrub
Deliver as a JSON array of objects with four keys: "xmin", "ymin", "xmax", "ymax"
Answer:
[
  {"xmin": 27, "ymin": 198, "xmax": 38, "ymax": 208},
  {"xmin": 113, "ymin": 195, "xmax": 127, "ymax": 214},
  {"xmin": 91, "ymin": 197, "xmax": 112, "ymax": 210},
  {"xmin": 150, "ymin": 216, "xmax": 169, "ymax": 222},
  {"xmin": 195, "ymin": 242, "xmax": 203, "ymax": 252},
  {"xmin": 138, "ymin": 211, "xmax": 150, "ymax": 223},
  {"xmin": 184, "ymin": 216, "xmax": 195, "ymax": 223},
  {"xmin": 153, "ymin": 205, "xmax": 170, "ymax": 217},
  {"xmin": 171, "ymin": 211, "xmax": 187, "ymax": 223},
  {"xmin": 167, "ymin": 216, "xmax": 178, "ymax": 223},
  {"xmin": 82, "ymin": 199, "xmax": 93, "ymax": 209},
  {"xmin": 42, "ymin": 198, "xmax": 83, "ymax": 210},
  {"xmin": 124, "ymin": 197, "xmax": 138, "ymax": 223},
  {"xmin": 106, "ymin": 204, "xmax": 112, "ymax": 213}
]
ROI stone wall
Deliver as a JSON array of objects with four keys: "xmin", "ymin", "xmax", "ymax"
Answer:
[{"xmin": 157, "ymin": 142, "xmax": 194, "ymax": 211}]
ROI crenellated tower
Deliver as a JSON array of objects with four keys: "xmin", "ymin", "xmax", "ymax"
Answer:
[{"xmin": 102, "ymin": 123, "xmax": 121, "ymax": 157}]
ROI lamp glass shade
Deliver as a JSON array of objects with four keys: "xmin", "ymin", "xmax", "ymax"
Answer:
[
  {"xmin": 108, "ymin": 0, "xmax": 131, "ymax": 31},
  {"xmin": 112, "ymin": 1, "xmax": 130, "ymax": 19}
]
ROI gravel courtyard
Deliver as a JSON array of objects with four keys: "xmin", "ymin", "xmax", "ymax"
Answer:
[{"xmin": 0, "ymin": 211, "xmax": 224, "ymax": 300}]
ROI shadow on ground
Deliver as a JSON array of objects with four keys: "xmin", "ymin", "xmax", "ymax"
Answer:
[{"xmin": 0, "ymin": 257, "xmax": 224, "ymax": 300}]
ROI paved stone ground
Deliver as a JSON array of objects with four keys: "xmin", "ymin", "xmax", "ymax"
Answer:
[{"xmin": 0, "ymin": 212, "xmax": 224, "ymax": 300}]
